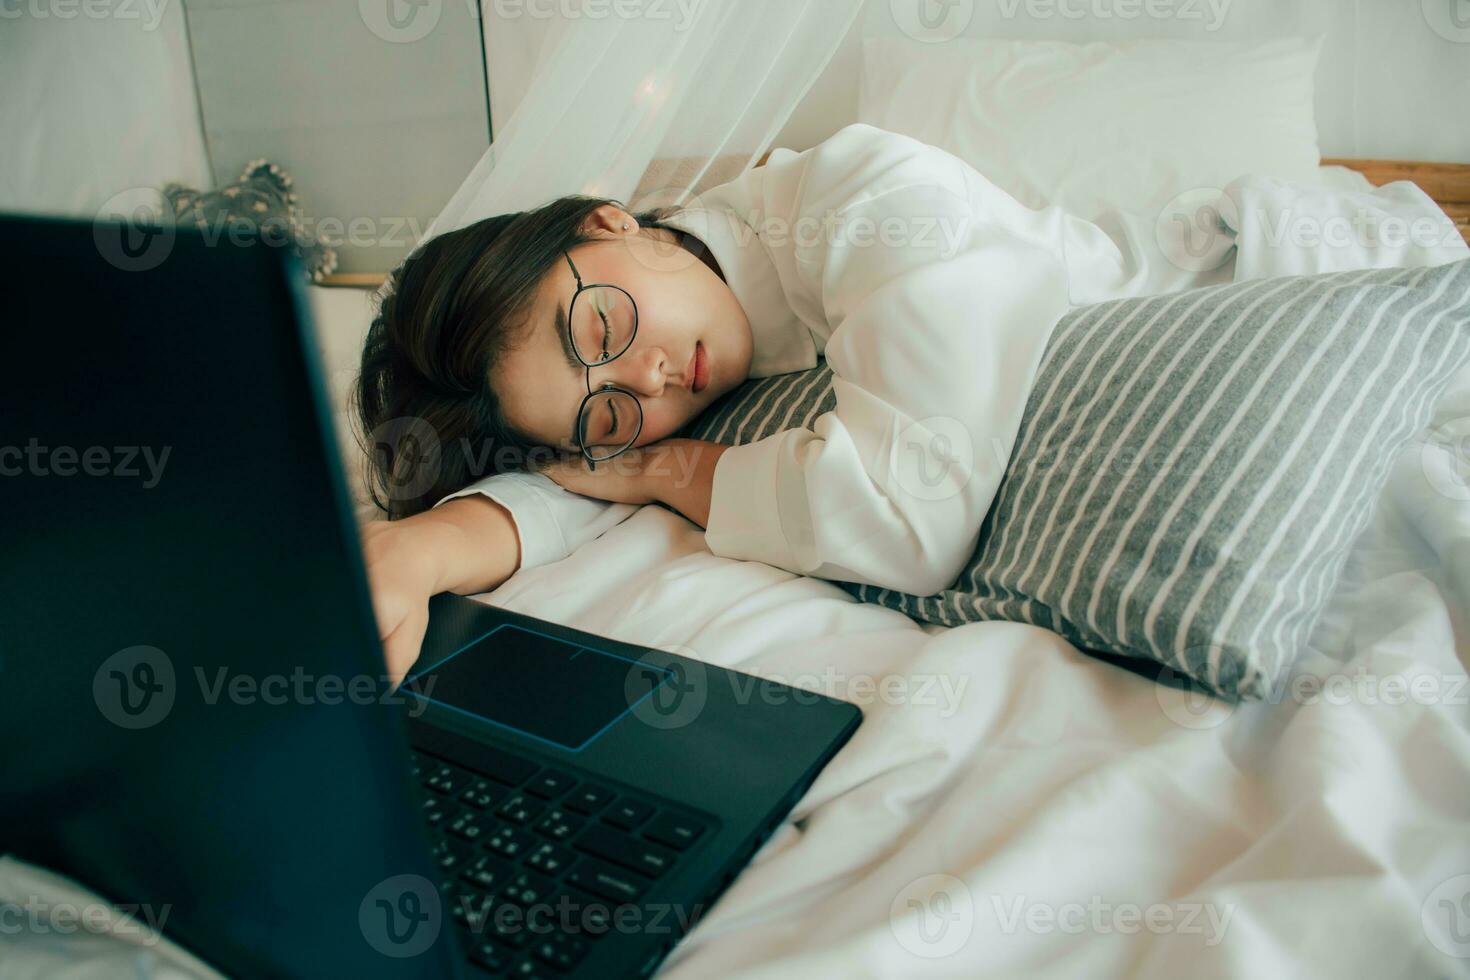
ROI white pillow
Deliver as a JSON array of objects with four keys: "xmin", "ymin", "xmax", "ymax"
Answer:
[{"xmin": 859, "ymin": 35, "xmax": 1323, "ymax": 221}]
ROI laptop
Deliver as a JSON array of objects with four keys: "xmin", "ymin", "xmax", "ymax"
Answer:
[{"xmin": 0, "ymin": 213, "xmax": 861, "ymax": 979}]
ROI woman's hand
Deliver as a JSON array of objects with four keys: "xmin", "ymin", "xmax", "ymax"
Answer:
[
  {"xmin": 538, "ymin": 438, "xmax": 730, "ymax": 528},
  {"xmin": 534, "ymin": 445, "xmax": 664, "ymax": 505},
  {"xmin": 359, "ymin": 519, "xmax": 443, "ymax": 686},
  {"xmin": 358, "ymin": 495, "xmax": 523, "ymax": 687}
]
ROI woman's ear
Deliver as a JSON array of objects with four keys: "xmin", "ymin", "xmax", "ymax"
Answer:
[{"xmin": 579, "ymin": 203, "xmax": 636, "ymax": 239}]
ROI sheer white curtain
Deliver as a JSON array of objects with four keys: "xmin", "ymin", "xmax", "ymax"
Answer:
[{"xmin": 425, "ymin": 0, "xmax": 865, "ymax": 240}]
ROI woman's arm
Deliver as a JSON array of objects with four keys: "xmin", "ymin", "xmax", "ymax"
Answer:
[
  {"xmin": 360, "ymin": 494, "xmax": 520, "ymax": 683},
  {"xmin": 535, "ymin": 438, "xmax": 730, "ymax": 528}
]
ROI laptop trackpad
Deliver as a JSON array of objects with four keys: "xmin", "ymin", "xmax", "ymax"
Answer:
[{"xmin": 406, "ymin": 624, "xmax": 673, "ymax": 752}]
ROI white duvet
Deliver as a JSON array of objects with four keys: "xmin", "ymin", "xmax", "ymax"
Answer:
[{"xmin": 6, "ymin": 174, "xmax": 1470, "ymax": 979}]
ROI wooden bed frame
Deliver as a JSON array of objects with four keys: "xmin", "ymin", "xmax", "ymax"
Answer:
[{"xmin": 319, "ymin": 157, "xmax": 1470, "ymax": 288}]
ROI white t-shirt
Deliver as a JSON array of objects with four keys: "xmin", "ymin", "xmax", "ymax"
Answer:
[{"xmin": 435, "ymin": 123, "xmax": 1184, "ymax": 594}]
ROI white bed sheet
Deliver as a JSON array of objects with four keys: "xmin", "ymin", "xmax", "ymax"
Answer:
[{"xmin": 6, "ymin": 168, "xmax": 1470, "ymax": 979}]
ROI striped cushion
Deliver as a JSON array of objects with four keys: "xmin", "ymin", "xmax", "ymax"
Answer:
[{"xmin": 682, "ymin": 259, "xmax": 1470, "ymax": 699}]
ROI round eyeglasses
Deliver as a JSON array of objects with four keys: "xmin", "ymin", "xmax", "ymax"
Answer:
[{"xmin": 564, "ymin": 250, "xmax": 644, "ymax": 469}]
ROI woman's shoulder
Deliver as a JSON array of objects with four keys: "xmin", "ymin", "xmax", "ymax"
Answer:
[{"xmin": 787, "ymin": 124, "xmax": 970, "ymax": 208}]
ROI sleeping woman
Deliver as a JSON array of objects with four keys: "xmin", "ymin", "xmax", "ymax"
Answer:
[{"xmin": 354, "ymin": 123, "xmax": 1203, "ymax": 682}]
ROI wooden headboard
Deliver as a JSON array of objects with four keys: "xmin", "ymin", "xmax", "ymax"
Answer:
[
  {"xmin": 320, "ymin": 156, "xmax": 1469, "ymax": 288},
  {"xmin": 1325, "ymin": 158, "xmax": 1470, "ymax": 243}
]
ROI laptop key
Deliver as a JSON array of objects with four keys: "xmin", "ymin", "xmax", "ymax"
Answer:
[
  {"xmin": 461, "ymin": 853, "xmax": 513, "ymax": 891},
  {"xmin": 565, "ymin": 858, "xmax": 647, "ymax": 903},
  {"xmin": 641, "ymin": 811, "xmax": 707, "ymax": 851},
  {"xmin": 574, "ymin": 823, "xmax": 676, "ymax": 878},
  {"xmin": 564, "ymin": 783, "xmax": 614, "ymax": 815},
  {"xmin": 603, "ymin": 797, "xmax": 655, "ymax": 831},
  {"xmin": 449, "ymin": 810, "xmax": 489, "ymax": 843},
  {"xmin": 468, "ymin": 938, "xmax": 509, "ymax": 974},
  {"xmin": 525, "ymin": 769, "xmax": 577, "ymax": 800},
  {"xmin": 422, "ymin": 796, "xmax": 448, "ymax": 827},
  {"xmin": 553, "ymin": 884, "xmax": 616, "ymax": 936},
  {"xmin": 425, "ymin": 764, "xmax": 466, "ymax": 796},
  {"xmin": 526, "ymin": 841, "xmax": 574, "ymax": 877},
  {"xmin": 409, "ymin": 722, "xmax": 539, "ymax": 788},
  {"xmin": 460, "ymin": 779, "xmax": 500, "ymax": 811},
  {"xmin": 531, "ymin": 933, "xmax": 590, "ymax": 971},
  {"xmin": 501, "ymin": 869, "xmax": 557, "ymax": 908},
  {"xmin": 433, "ymin": 837, "xmax": 472, "ymax": 874},
  {"xmin": 485, "ymin": 822, "xmax": 533, "ymax": 861},
  {"xmin": 533, "ymin": 809, "xmax": 584, "ymax": 843},
  {"xmin": 495, "ymin": 793, "xmax": 543, "ymax": 826},
  {"xmin": 509, "ymin": 959, "xmax": 550, "ymax": 980}
]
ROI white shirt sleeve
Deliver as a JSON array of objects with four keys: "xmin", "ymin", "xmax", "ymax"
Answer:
[
  {"xmin": 703, "ymin": 125, "xmax": 1071, "ymax": 596},
  {"xmin": 434, "ymin": 472, "xmax": 639, "ymax": 572}
]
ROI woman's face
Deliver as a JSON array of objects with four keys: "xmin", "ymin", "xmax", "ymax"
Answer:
[{"xmin": 491, "ymin": 206, "xmax": 754, "ymax": 456}]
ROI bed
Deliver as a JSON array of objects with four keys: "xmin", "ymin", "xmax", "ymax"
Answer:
[
  {"xmin": 8, "ymin": 34, "xmax": 1470, "ymax": 980},
  {"xmin": 308, "ymin": 157, "xmax": 1470, "ymax": 978},
  {"xmin": 405, "ymin": 82, "xmax": 1470, "ymax": 975}
]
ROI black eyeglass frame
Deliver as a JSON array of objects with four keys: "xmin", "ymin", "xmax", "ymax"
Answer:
[{"xmin": 564, "ymin": 250, "xmax": 644, "ymax": 470}]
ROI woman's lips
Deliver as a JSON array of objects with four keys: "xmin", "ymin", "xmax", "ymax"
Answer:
[{"xmin": 692, "ymin": 341, "xmax": 710, "ymax": 393}]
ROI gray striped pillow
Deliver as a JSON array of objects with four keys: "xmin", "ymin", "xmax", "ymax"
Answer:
[{"xmin": 682, "ymin": 259, "xmax": 1470, "ymax": 699}]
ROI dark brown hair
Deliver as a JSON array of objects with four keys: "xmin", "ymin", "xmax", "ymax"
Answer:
[{"xmin": 353, "ymin": 195, "xmax": 679, "ymax": 520}]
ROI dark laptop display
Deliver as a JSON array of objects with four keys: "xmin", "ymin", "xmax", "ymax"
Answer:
[{"xmin": 0, "ymin": 214, "xmax": 861, "ymax": 979}]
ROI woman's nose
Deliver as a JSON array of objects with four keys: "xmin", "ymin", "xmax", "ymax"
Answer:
[{"xmin": 611, "ymin": 344, "xmax": 670, "ymax": 397}]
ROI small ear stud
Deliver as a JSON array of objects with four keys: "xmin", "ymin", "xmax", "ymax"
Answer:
[{"xmin": 623, "ymin": 222, "xmax": 630, "ymax": 230}]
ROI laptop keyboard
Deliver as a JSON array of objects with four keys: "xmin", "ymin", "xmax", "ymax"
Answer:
[{"xmin": 410, "ymin": 747, "xmax": 712, "ymax": 978}]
